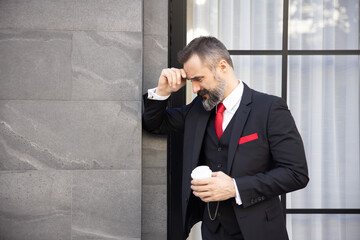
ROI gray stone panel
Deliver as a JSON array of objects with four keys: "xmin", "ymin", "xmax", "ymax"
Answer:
[
  {"xmin": 142, "ymin": 185, "xmax": 167, "ymax": 240},
  {"xmin": 142, "ymin": 132, "xmax": 167, "ymax": 239},
  {"xmin": 143, "ymin": 35, "xmax": 168, "ymax": 94},
  {"xmin": 142, "ymin": 232, "xmax": 167, "ymax": 240},
  {"xmin": 0, "ymin": 30, "xmax": 142, "ymax": 101},
  {"xmin": 0, "ymin": 0, "xmax": 141, "ymax": 32},
  {"xmin": 72, "ymin": 31, "xmax": 142, "ymax": 101},
  {"xmin": 0, "ymin": 100, "xmax": 141, "ymax": 170},
  {"xmin": 0, "ymin": 0, "xmax": 147, "ymax": 239},
  {"xmin": 0, "ymin": 171, "xmax": 72, "ymax": 240},
  {"xmin": 142, "ymin": 4, "xmax": 168, "ymax": 236},
  {"xmin": 72, "ymin": 170, "xmax": 141, "ymax": 240},
  {"xmin": 0, "ymin": 30, "xmax": 72, "ymax": 100},
  {"xmin": 142, "ymin": 132, "xmax": 167, "ymax": 168},
  {"xmin": 144, "ymin": 0, "xmax": 168, "ymax": 36},
  {"xmin": 143, "ymin": 167, "xmax": 167, "ymax": 185},
  {"xmin": 142, "ymin": 132, "xmax": 167, "ymax": 185}
]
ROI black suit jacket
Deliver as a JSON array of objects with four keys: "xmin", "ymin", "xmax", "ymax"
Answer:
[{"xmin": 143, "ymin": 83, "xmax": 309, "ymax": 240}]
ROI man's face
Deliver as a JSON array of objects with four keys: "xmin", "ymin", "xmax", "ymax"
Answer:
[{"xmin": 184, "ymin": 55, "xmax": 226, "ymax": 111}]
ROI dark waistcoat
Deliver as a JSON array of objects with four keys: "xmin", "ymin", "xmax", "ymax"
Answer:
[{"xmin": 201, "ymin": 109, "xmax": 242, "ymax": 236}]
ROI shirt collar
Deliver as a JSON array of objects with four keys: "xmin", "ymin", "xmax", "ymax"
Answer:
[{"xmin": 222, "ymin": 80, "xmax": 244, "ymax": 114}]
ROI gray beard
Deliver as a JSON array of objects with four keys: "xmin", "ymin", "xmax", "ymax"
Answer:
[{"xmin": 200, "ymin": 76, "xmax": 226, "ymax": 111}]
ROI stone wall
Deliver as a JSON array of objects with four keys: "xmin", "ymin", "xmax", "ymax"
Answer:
[
  {"xmin": 0, "ymin": 0, "xmax": 145, "ymax": 239},
  {"xmin": 142, "ymin": 0, "xmax": 168, "ymax": 239}
]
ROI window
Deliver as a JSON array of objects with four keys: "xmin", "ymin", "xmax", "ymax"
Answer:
[{"xmin": 169, "ymin": 0, "xmax": 360, "ymax": 239}]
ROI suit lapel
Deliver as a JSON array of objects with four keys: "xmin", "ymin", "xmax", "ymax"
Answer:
[
  {"xmin": 191, "ymin": 107, "xmax": 211, "ymax": 170},
  {"xmin": 227, "ymin": 84, "xmax": 253, "ymax": 174},
  {"xmin": 183, "ymin": 100, "xmax": 211, "ymax": 207}
]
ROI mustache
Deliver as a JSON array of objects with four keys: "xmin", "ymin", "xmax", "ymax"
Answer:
[{"xmin": 197, "ymin": 89, "xmax": 210, "ymax": 98}]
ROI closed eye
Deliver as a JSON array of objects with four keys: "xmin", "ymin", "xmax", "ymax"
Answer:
[{"xmin": 189, "ymin": 76, "xmax": 204, "ymax": 82}]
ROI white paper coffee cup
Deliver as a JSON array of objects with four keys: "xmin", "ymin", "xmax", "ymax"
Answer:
[{"xmin": 191, "ymin": 166, "xmax": 212, "ymax": 179}]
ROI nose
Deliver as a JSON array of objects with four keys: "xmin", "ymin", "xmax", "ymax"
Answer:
[{"xmin": 192, "ymin": 81, "xmax": 200, "ymax": 94}]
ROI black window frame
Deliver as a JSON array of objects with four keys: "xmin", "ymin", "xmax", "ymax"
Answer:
[{"xmin": 167, "ymin": 0, "xmax": 360, "ymax": 239}]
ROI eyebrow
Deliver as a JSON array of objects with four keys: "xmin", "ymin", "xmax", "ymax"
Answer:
[{"xmin": 188, "ymin": 76, "xmax": 204, "ymax": 81}]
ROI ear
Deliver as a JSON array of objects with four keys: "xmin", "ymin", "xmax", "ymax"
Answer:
[{"xmin": 218, "ymin": 59, "xmax": 228, "ymax": 73}]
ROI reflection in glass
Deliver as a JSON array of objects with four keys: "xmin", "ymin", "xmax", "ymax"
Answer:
[
  {"xmin": 187, "ymin": 0, "xmax": 283, "ymax": 50},
  {"xmin": 287, "ymin": 214, "xmax": 360, "ymax": 240},
  {"xmin": 287, "ymin": 55, "xmax": 360, "ymax": 208},
  {"xmin": 289, "ymin": 0, "xmax": 359, "ymax": 49}
]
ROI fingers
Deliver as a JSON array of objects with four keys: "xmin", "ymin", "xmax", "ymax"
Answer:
[
  {"xmin": 191, "ymin": 178, "xmax": 211, "ymax": 186},
  {"xmin": 191, "ymin": 179, "xmax": 214, "ymax": 202},
  {"xmin": 168, "ymin": 68, "xmax": 177, "ymax": 86},
  {"xmin": 191, "ymin": 172, "xmax": 226, "ymax": 186},
  {"xmin": 157, "ymin": 68, "xmax": 187, "ymax": 95},
  {"xmin": 191, "ymin": 184, "xmax": 210, "ymax": 192},
  {"xmin": 191, "ymin": 171, "xmax": 235, "ymax": 202},
  {"xmin": 180, "ymin": 68, "xmax": 186, "ymax": 79},
  {"xmin": 191, "ymin": 179, "xmax": 211, "ymax": 200},
  {"xmin": 211, "ymin": 171, "xmax": 224, "ymax": 178},
  {"xmin": 196, "ymin": 193, "xmax": 212, "ymax": 202},
  {"xmin": 161, "ymin": 68, "xmax": 185, "ymax": 88},
  {"xmin": 200, "ymin": 196, "xmax": 214, "ymax": 202},
  {"xmin": 171, "ymin": 68, "xmax": 181, "ymax": 85},
  {"xmin": 193, "ymin": 190, "xmax": 216, "ymax": 202},
  {"xmin": 192, "ymin": 187, "xmax": 212, "ymax": 201}
]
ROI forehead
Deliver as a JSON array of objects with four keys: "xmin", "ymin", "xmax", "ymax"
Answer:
[{"xmin": 183, "ymin": 54, "xmax": 209, "ymax": 78}]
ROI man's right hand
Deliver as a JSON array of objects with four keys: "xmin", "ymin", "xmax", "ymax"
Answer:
[{"xmin": 156, "ymin": 68, "xmax": 187, "ymax": 97}]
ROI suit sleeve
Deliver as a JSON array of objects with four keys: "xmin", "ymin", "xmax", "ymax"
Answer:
[
  {"xmin": 142, "ymin": 93, "xmax": 193, "ymax": 134},
  {"xmin": 235, "ymin": 97, "xmax": 309, "ymax": 208}
]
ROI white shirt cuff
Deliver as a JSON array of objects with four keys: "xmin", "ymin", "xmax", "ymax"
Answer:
[
  {"xmin": 233, "ymin": 178, "xmax": 242, "ymax": 205},
  {"xmin": 147, "ymin": 87, "xmax": 170, "ymax": 100}
]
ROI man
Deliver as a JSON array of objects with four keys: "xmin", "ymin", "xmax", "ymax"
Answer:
[{"xmin": 143, "ymin": 36, "xmax": 309, "ymax": 240}]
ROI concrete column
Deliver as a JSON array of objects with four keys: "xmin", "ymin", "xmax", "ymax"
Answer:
[{"xmin": 142, "ymin": 0, "xmax": 168, "ymax": 239}]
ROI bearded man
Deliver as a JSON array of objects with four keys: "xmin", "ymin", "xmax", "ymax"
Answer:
[{"xmin": 143, "ymin": 36, "xmax": 309, "ymax": 240}]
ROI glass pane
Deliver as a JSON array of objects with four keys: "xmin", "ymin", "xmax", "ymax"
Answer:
[
  {"xmin": 287, "ymin": 214, "xmax": 360, "ymax": 240},
  {"xmin": 232, "ymin": 55, "xmax": 282, "ymax": 97},
  {"xmin": 186, "ymin": 55, "xmax": 282, "ymax": 102},
  {"xmin": 289, "ymin": 0, "xmax": 360, "ymax": 50},
  {"xmin": 187, "ymin": 0, "xmax": 283, "ymax": 50},
  {"xmin": 287, "ymin": 55, "xmax": 360, "ymax": 208}
]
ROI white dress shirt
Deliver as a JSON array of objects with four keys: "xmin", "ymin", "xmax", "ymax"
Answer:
[{"xmin": 148, "ymin": 80, "xmax": 244, "ymax": 205}]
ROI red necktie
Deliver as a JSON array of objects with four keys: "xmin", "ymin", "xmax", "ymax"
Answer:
[{"xmin": 215, "ymin": 103, "xmax": 226, "ymax": 139}]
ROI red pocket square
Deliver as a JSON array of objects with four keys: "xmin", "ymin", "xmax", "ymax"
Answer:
[{"xmin": 239, "ymin": 133, "xmax": 259, "ymax": 144}]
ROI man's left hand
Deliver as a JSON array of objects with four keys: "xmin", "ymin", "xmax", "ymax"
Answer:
[{"xmin": 191, "ymin": 171, "xmax": 236, "ymax": 202}]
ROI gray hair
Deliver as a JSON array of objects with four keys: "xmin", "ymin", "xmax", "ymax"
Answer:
[{"xmin": 177, "ymin": 36, "xmax": 233, "ymax": 70}]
